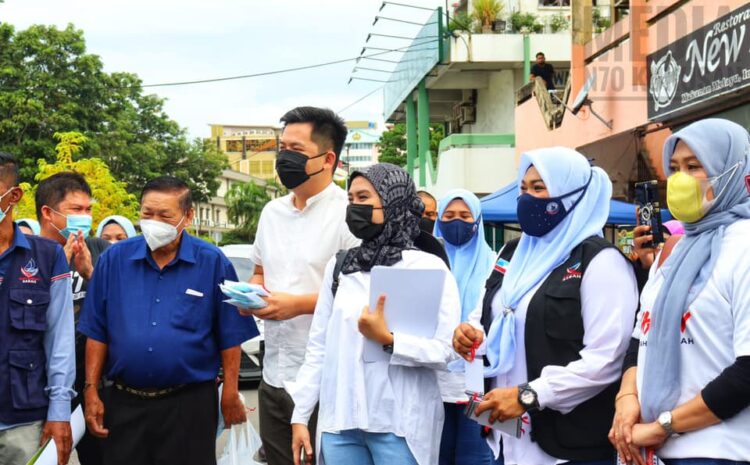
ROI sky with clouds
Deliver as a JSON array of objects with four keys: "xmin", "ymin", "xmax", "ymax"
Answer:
[{"xmin": 1, "ymin": 0, "xmax": 449, "ymax": 138}]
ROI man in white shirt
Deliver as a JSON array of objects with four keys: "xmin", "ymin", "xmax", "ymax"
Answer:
[{"xmin": 245, "ymin": 106, "xmax": 359, "ymax": 465}]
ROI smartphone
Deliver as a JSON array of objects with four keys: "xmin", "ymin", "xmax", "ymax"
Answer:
[{"xmin": 634, "ymin": 181, "xmax": 664, "ymax": 248}]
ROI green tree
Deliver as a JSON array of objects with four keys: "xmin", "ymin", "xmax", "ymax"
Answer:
[
  {"xmin": 377, "ymin": 123, "xmax": 445, "ymax": 168},
  {"xmin": 0, "ymin": 23, "xmax": 225, "ymax": 202},
  {"xmin": 224, "ymin": 181, "xmax": 272, "ymax": 244},
  {"xmin": 16, "ymin": 131, "xmax": 139, "ymax": 231}
]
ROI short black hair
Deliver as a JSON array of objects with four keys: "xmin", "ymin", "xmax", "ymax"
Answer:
[
  {"xmin": 417, "ymin": 190, "xmax": 436, "ymax": 204},
  {"xmin": 140, "ymin": 176, "xmax": 192, "ymax": 213},
  {"xmin": 536, "ymin": 52, "xmax": 545, "ymax": 58},
  {"xmin": 280, "ymin": 106, "xmax": 347, "ymax": 173},
  {"xmin": 0, "ymin": 152, "xmax": 20, "ymax": 187},
  {"xmin": 35, "ymin": 172, "xmax": 92, "ymax": 220}
]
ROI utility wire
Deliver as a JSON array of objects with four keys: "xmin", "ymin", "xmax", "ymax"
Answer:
[
  {"xmin": 337, "ymin": 86, "xmax": 383, "ymax": 114},
  {"xmin": 0, "ymin": 38, "xmax": 438, "ymax": 91}
]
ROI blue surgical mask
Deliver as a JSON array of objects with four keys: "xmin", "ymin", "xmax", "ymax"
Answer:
[
  {"xmin": 437, "ymin": 218, "xmax": 478, "ymax": 246},
  {"xmin": 0, "ymin": 188, "xmax": 16, "ymax": 224},
  {"xmin": 50, "ymin": 208, "xmax": 93, "ymax": 239},
  {"xmin": 516, "ymin": 174, "xmax": 591, "ymax": 237}
]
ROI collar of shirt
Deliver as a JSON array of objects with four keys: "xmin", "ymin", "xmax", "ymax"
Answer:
[
  {"xmin": 284, "ymin": 182, "xmax": 339, "ymax": 213},
  {"xmin": 0, "ymin": 224, "xmax": 31, "ymax": 262},
  {"xmin": 128, "ymin": 231, "xmax": 196, "ymax": 269}
]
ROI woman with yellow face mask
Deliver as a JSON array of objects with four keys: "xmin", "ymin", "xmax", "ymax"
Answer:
[{"xmin": 611, "ymin": 118, "xmax": 750, "ymax": 465}]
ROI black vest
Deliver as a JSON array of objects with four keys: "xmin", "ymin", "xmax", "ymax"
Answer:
[
  {"xmin": 0, "ymin": 235, "xmax": 60, "ymax": 425},
  {"xmin": 481, "ymin": 236, "xmax": 621, "ymax": 461}
]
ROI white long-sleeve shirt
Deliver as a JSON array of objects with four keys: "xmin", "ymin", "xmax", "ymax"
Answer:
[
  {"xmin": 289, "ymin": 249, "xmax": 461, "ymax": 465},
  {"xmin": 469, "ymin": 247, "xmax": 638, "ymax": 464}
]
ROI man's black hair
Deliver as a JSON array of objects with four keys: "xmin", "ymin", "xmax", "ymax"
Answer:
[
  {"xmin": 0, "ymin": 152, "xmax": 20, "ymax": 187},
  {"xmin": 417, "ymin": 190, "xmax": 436, "ymax": 204},
  {"xmin": 536, "ymin": 52, "xmax": 545, "ymax": 58},
  {"xmin": 140, "ymin": 176, "xmax": 192, "ymax": 213},
  {"xmin": 280, "ymin": 106, "xmax": 347, "ymax": 173},
  {"xmin": 35, "ymin": 172, "xmax": 92, "ymax": 220}
]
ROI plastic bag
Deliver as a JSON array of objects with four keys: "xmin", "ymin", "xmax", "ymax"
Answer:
[
  {"xmin": 217, "ymin": 421, "xmax": 263, "ymax": 465},
  {"xmin": 219, "ymin": 281, "xmax": 269, "ymax": 309}
]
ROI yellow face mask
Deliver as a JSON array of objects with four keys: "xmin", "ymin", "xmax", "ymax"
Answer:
[
  {"xmin": 666, "ymin": 172, "xmax": 709, "ymax": 223},
  {"xmin": 666, "ymin": 161, "xmax": 741, "ymax": 223}
]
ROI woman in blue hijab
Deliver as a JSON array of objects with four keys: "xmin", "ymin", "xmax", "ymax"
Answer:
[
  {"xmin": 96, "ymin": 215, "xmax": 136, "ymax": 243},
  {"xmin": 434, "ymin": 189, "xmax": 496, "ymax": 465},
  {"xmin": 612, "ymin": 119, "xmax": 750, "ymax": 465},
  {"xmin": 452, "ymin": 147, "xmax": 638, "ymax": 465}
]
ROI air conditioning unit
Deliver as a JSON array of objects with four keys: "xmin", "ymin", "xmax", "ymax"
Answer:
[{"xmin": 459, "ymin": 105, "xmax": 476, "ymax": 125}]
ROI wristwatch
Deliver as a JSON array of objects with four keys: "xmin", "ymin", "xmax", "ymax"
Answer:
[
  {"xmin": 657, "ymin": 411, "xmax": 679, "ymax": 437},
  {"xmin": 517, "ymin": 383, "xmax": 540, "ymax": 412}
]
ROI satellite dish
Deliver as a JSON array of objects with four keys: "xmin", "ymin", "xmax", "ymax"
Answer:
[
  {"xmin": 553, "ymin": 71, "xmax": 612, "ymax": 129},
  {"xmin": 572, "ymin": 73, "xmax": 596, "ymax": 115}
]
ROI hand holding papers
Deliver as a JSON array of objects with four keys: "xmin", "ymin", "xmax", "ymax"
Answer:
[
  {"xmin": 219, "ymin": 281, "xmax": 269, "ymax": 309},
  {"xmin": 362, "ymin": 266, "xmax": 445, "ymax": 362}
]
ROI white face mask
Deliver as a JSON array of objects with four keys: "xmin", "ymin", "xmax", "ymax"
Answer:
[{"xmin": 140, "ymin": 216, "xmax": 184, "ymax": 251}]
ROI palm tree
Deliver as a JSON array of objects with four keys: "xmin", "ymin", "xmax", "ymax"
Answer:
[{"xmin": 225, "ymin": 181, "xmax": 271, "ymax": 242}]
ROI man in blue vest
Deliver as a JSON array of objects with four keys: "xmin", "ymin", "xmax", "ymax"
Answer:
[{"xmin": 0, "ymin": 153, "xmax": 76, "ymax": 465}]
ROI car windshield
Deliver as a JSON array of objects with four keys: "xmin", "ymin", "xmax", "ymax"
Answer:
[{"xmin": 226, "ymin": 256, "xmax": 254, "ymax": 282}]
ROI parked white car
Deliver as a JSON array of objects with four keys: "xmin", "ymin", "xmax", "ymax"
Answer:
[{"xmin": 220, "ymin": 244, "xmax": 264, "ymax": 383}]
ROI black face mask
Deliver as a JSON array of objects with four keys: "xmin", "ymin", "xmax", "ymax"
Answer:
[
  {"xmin": 275, "ymin": 150, "xmax": 327, "ymax": 189},
  {"xmin": 418, "ymin": 217, "xmax": 436, "ymax": 234},
  {"xmin": 346, "ymin": 204, "xmax": 384, "ymax": 240}
]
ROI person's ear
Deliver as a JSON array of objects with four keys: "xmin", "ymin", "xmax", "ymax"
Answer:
[
  {"xmin": 185, "ymin": 208, "xmax": 195, "ymax": 226},
  {"xmin": 9, "ymin": 187, "xmax": 23, "ymax": 205},
  {"xmin": 40, "ymin": 205, "xmax": 54, "ymax": 223},
  {"xmin": 325, "ymin": 150, "xmax": 337, "ymax": 172}
]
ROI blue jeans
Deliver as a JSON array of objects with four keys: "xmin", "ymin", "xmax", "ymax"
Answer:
[
  {"xmin": 662, "ymin": 460, "xmax": 750, "ymax": 465},
  {"xmin": 321, "ymin": 429, "xmax": 418, "ymax": 465},
  {"xmin": 439, "ymin": 403, "xmax": 501, "ymax": 465}
]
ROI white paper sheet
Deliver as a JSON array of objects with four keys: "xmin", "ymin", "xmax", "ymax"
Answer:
[
  {"xmin": 363, "ymin": 266, "xmax": 445, "ymax": 363},
  {"xmin": 28, "ymin": 405, "xmax": 86, "ymax": 465}
]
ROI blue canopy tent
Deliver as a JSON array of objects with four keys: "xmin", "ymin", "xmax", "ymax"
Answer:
[{"xmin": 480, "ymin": 181, "xmax": 673, "ymax": 225}]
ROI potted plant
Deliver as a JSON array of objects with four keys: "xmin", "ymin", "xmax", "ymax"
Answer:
[
  {"xmin": 471, "ymin": 0, "xmax": 504, "ymax": 34},
  {"xmin": 448, "ymin": 11, "xmax": 473, "ymax": 33},
  {"xmin": 549, "ymin": 13, "xmax": 569, "ymax": 33},
  {"xmin": 510, "ymin": 11, "xmax": 543, "ymax": 34}
]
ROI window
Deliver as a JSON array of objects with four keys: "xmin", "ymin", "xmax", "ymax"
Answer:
[{"xmin": 539, "ymin": 0, "xmax": 570, "ymax": 6}]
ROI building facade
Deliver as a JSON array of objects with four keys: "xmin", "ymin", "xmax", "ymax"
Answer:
[
  {"xmin": 514, "ymin": 0, "xmax": 750, "ymax": 201},
  {"xmin": 209, "ymin": 124, "xmax": 280, "ymax": 180},
  {"xmin": 341, "ymin": 121, "xmax": 381, "ymax": 172},
  {"xmin": 378, "ymin": 0, "xmax": 602, "ymax": 198}
]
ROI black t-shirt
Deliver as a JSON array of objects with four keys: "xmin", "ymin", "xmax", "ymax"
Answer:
[
  {"xmin": 72, "ymin": 237, "xmax": 110, "ymax": 312},
  {"xmin": 72, "ymin": 237, "xmax": 110, "ymax": 397},
  {"xmin": 531, "ymin": 63, "xmax": 555, "ymax": 90}
]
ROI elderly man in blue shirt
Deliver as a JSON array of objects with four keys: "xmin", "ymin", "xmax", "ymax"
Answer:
[
  {"xmin": 0, "ymin": 153, "xmax": 75, "ymax": 465},
  {"xmin": 78, "ymin": 176, "xmax": 259, "ymax": 465}
]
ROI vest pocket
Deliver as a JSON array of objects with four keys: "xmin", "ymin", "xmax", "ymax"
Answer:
[
  {"xmin": 9, "ymin": 289, "xmax": 50, "ymax": 331},
  {"xmin": 9, "ymin": 350, "xmax": 49, "ymax": 409}
]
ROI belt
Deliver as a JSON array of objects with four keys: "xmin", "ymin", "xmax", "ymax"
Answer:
[{"xmin": 113, "ymin": 380, "xmax": 187, "ymax": 399}]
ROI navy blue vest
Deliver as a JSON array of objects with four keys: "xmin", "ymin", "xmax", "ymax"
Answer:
[
  {"xmin": 481, "ymin": 236, "xmax": 626, "ymax": 461},
  {"xmin": 0, "ymin": 235, "xmax": 60, "ymax": 425}
]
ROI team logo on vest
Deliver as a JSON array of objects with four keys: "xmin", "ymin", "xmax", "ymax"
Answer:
[
  {"xmin": 562, "ymin": 262, "xmax": 582, "ymax": 281},
  {"xmin": 494, "ymin": 257, "xmax": 509, "ymax": 274},
  {"xmin": 19, "ymin": 259, "xmax": 40, "ymax": 283},
  {"xmin": 545, "ymin": 201, "xmax": 560, "ymax": 215}
]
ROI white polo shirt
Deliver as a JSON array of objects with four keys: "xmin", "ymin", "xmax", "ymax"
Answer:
[
  {"xmin": 635, "ymin": 219, "xmax": 750, "ymax": 461},
  {"xmin": 250, "ymin": 182, "xmax": 360, "ymax": 388}
]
